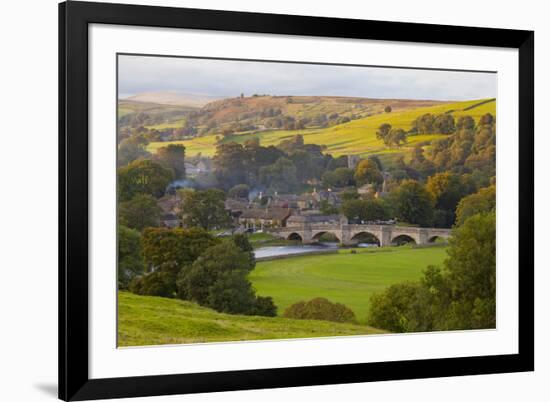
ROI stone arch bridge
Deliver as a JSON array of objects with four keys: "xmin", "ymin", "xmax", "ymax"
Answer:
[{"xmin": 269, "ymin": 224, "xmax": 451, "ymax": 247}]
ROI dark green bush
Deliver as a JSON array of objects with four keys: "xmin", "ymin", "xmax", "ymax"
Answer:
[
  {"xmin": 283, "ymin": 297, "xmax": 357, "ymax": 323},
  {"xmin": 251, "ymin": 296, "xmax": 277, "ymax": 317},
  {"xmin": 129, "ymin": 271, "xmax": 174, "ymax": 298}
]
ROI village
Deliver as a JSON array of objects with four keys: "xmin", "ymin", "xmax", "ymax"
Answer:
[{"xmin": 157, "ymin": 155, "xmax": 395, "ymax": 234}]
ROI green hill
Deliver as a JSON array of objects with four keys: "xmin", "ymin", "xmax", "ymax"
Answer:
[
  {"xmin": 146, "ymin": 98, "xmax": 496, "ymax": 164},
  {"xmin": 118, "ymin": 291, "xmax": 384, "ymax": 347}
]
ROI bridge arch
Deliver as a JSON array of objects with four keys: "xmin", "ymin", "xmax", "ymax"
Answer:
[
  {"xmin": 311, "ymin": 231, "xmax": 341, "ymax": 243},
  {"xmin": 392, "ymin": 234, "xmax": 417, "ymax": 245},
  {"xmin": 287, "ymin": 232, "xmax": 303, "ymax": 242},
  {"xmin": 350, "ymin": 231, "xmax": 381, "ymax": 246},
  {"xmin": 428, "ymin": 235, "xmax": 447, "ymax": 243}
]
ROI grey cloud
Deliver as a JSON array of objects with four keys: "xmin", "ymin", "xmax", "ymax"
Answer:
[{"xmin": 118, "ymin": 54, "xmax": 496, "ymax": 101}]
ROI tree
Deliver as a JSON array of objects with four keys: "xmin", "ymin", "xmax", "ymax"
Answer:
[
  {"xmin": 456, "ymin": 115, "xmax": 475, "ymax": 131},
  {"xmin": 227, "ymin": 184, "xmax": 250, "ymax": 199},
  {"xmin": 322, "ymin": 167, "xmax": 355, "ymax": 188},
  {"xmin": 213, "ymin": 142, "xmax": 247, "ymax": 188},
  {"xmin": 441, "ymin": 212, "xmax": 496, "ymax": 329},
  {"xmin": 412, "ymin": 113, "xmax": 435, "ymax": 134},
  {"xmin": 425, "ymin": 172, "xmax": 468, "ymax": 227},
  {"xmin": 176, "ymin": 241, "xmax": 276, "ymax": 316},
  {"xmin": 118, "ymin": 225, "xmax": 145, "ymax": 289},
  {"xmin": 368, "ymin": 212, "xmax": 496, "ymax": 332},
  {"xmin": 354, "ymin": 159, "xmax": 383, "ymax": 186},
  {"xmin": 118, "ymin": 194, "xmax": 161, "ymax": 231},
  {"xmin": 433, "ymin": 114, "xmax": 455, "ymax": 134},
  {"xmin": 289, "ymin": 150, "xmax": 324, "ymax": 183},
  {"xmin": 368, "ymin": 282, "xmax": 432, "ymax": 332},
  {"xmin": 390, "ymin": 180, "xmax": 434, "ymax": 226},
  {"xmin": 340, "ymin": 188, "xmax": 360, "ymax": 202},
  {"xmin": 455, "ymin": 185, "xmax": 496, "ymax": 226},
  {"xmin": 277, "ymin": 135, "xmax": 304, "ymax": 154},
  {"xmin": 259, "ymin": 157, "xmax": 299, "ymax": 193},
  {"xmin": 342, "ymin": 198, "xmax": 389, "ymax": 222},
  {"xmin": 180, "ymin": 189, "xmax": 231, "ymax": 231},
  {"xmin": 363, "ymin": 198, "xmax": 390, "ymax": 221},
  {"xmin": 117, "ymin": 159, "xmax": 174, "ymax": 201},
  {"xmin": 384, "ymin": 105, "xmax": 392, "ymax": 113},
  {"xmin": 341, "ymin": 199, "xmax": 365, "ymax": 222},
  {"xmin": 141, "ymin": 227, "xmax": 218, "ymax": 274},
  {"xmin": 376, "ymin": 123, "xmax": 392, "ymax": 141},
  {"xmin": 242, "ymin": 140, "xmax": 285, "ymax": 182},
  {"xmin": 319, "ymin": 199, "xmax": 339, "ymax": 215},
  {"xmin": 117, "ymin": 137, "xmax": 151, "ymax": 167},
  {"xmin": 387, "ymin": 128, "xmax": 407, "ymax": 147},
  {"xmin": 129, "ymin": 271, "xmax": 175, "ymax": 298},
  {"xmin": 155, "ymin": 144, "xmax": 186, "ymax": 179}
]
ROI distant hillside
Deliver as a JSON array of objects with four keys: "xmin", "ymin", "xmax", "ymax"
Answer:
[
  {"xmin": 119, "ymin": 94, "xmax": 447, "ymax": 143},
  {"xmin": 123, "ymin": 91, "xmax": 226, "ymax": 108},
  {"xmin": 118, "ymin": 291, "xmax": 384, "ymax": 346},
  {"xmin": 147, "ymin": 98, "xmax": 496, "ymax": 166},
  {"xmin": 200, "ymin": 95, "xmax": 445, "ymax": 126}
]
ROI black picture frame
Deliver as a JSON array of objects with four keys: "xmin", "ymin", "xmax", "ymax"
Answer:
[{"xmin": 59, "ymin": 1, "xmax": 534, "ymax": 400}]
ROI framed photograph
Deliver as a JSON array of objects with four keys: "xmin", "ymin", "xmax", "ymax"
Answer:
[{"xmin": 59, "ymin": 1, "xmax": 534, "ymax": 400}]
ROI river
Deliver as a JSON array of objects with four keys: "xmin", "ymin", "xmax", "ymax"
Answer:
[{"xmin": 253, "ymin": 242, "xmax": 378, "ymax": 259}]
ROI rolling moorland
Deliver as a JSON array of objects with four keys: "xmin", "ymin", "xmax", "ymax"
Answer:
[{"xmin": 136, "ymin": 96, "xmax": 495, "ymax": 167}]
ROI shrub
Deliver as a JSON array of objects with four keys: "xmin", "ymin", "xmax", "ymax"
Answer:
[
  {"xmin": 251, "ymin": 296, "xmax": 277, "ymax": 317},
  {"xmin": 129, "ymin": 271, "xmax": 175, "ymax": 298},
  {"xmin": 283, "ymin": 298, "xmax": 357, "ymax": 323},
  {"xmin": 368, "ymin": 282, "xmax": 433, "ymax": 332}
]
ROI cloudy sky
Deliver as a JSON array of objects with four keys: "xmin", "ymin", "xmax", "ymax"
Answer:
[{"xmin": 118, "ymin": 54, "xmax": 497, "ymax": 101}]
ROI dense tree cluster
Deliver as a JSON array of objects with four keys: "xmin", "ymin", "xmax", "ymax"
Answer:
[
  {"xmin": 375, "ymin": 123, "xmax": 407, "ymax": 147},
  {"xmin": 154, "ymin": 144, "xmax": 186, "ymax": 179},
  {"xmin": 118, "ymin": 159, "xmax": 174, "ymax": 201},
  {"xmin": 130, "ymin": 229, "xmax": 277, "ymax": 316},
  {"xmin": 179, "ymin": 189, "xmax": 231, "ymax": 231},
  {"xmin": 368, "ymin": 212, "xmax": 496, "ymax": 332},
  {"xmin": 213, "ymin": 135, "xmax": 347, "ymax": 192},
  {"xmin": 341, "ymin": 198, "xmax": 390, "ymax": 223}
]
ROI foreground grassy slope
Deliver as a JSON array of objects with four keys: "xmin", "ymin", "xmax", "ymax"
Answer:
[
  {"xmin": 249, "ymin": 245, "xmax": 448, "ymax": 323},
  {"xmin": 147, "ymin": 98, "xmax": 495, "ymax": 158},
  {"xmin": 118, "ymin": 291, "xmax": 384, "ymax": 346}
]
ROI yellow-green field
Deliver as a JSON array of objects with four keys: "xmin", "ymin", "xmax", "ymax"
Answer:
[
  {"xmin": 144, "ymin": 118, "xmax": 187, "ymax": 130},
  {"xmin": 146, "ymin": 99, "xmax": 495, "ymax": 159}
]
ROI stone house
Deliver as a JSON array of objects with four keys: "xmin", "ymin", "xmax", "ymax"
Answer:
[{"xmin": 238, "ymin": 207, "xmax": 292, "ymax": 229}]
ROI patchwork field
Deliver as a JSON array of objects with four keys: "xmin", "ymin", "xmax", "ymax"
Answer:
[
  {"xmin": 249, "ymin": 245, "xmax": 448, "ymax": 323},
  {"xmin": 118, "ymin": 291, "xmax": 384, "ymax": 346},
  {"xmin": 146, "ymin": 98, "xmax": 495, "ymax": 163}
]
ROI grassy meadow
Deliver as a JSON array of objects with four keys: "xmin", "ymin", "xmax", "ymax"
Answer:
[
  {"xmin": 249, "ymin": 245, "xmax": 448, "ymax": 323},
  {"xmin": 118, "ymin": 246, "xmax": 447, "ymax": 347},
  {"xmin": 146, "ymin": 98, "xmax": 495, "ymax": 163},
  {"xmin": 118, "ymin": 291, "xmax": 384, "ymax": 346}
]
